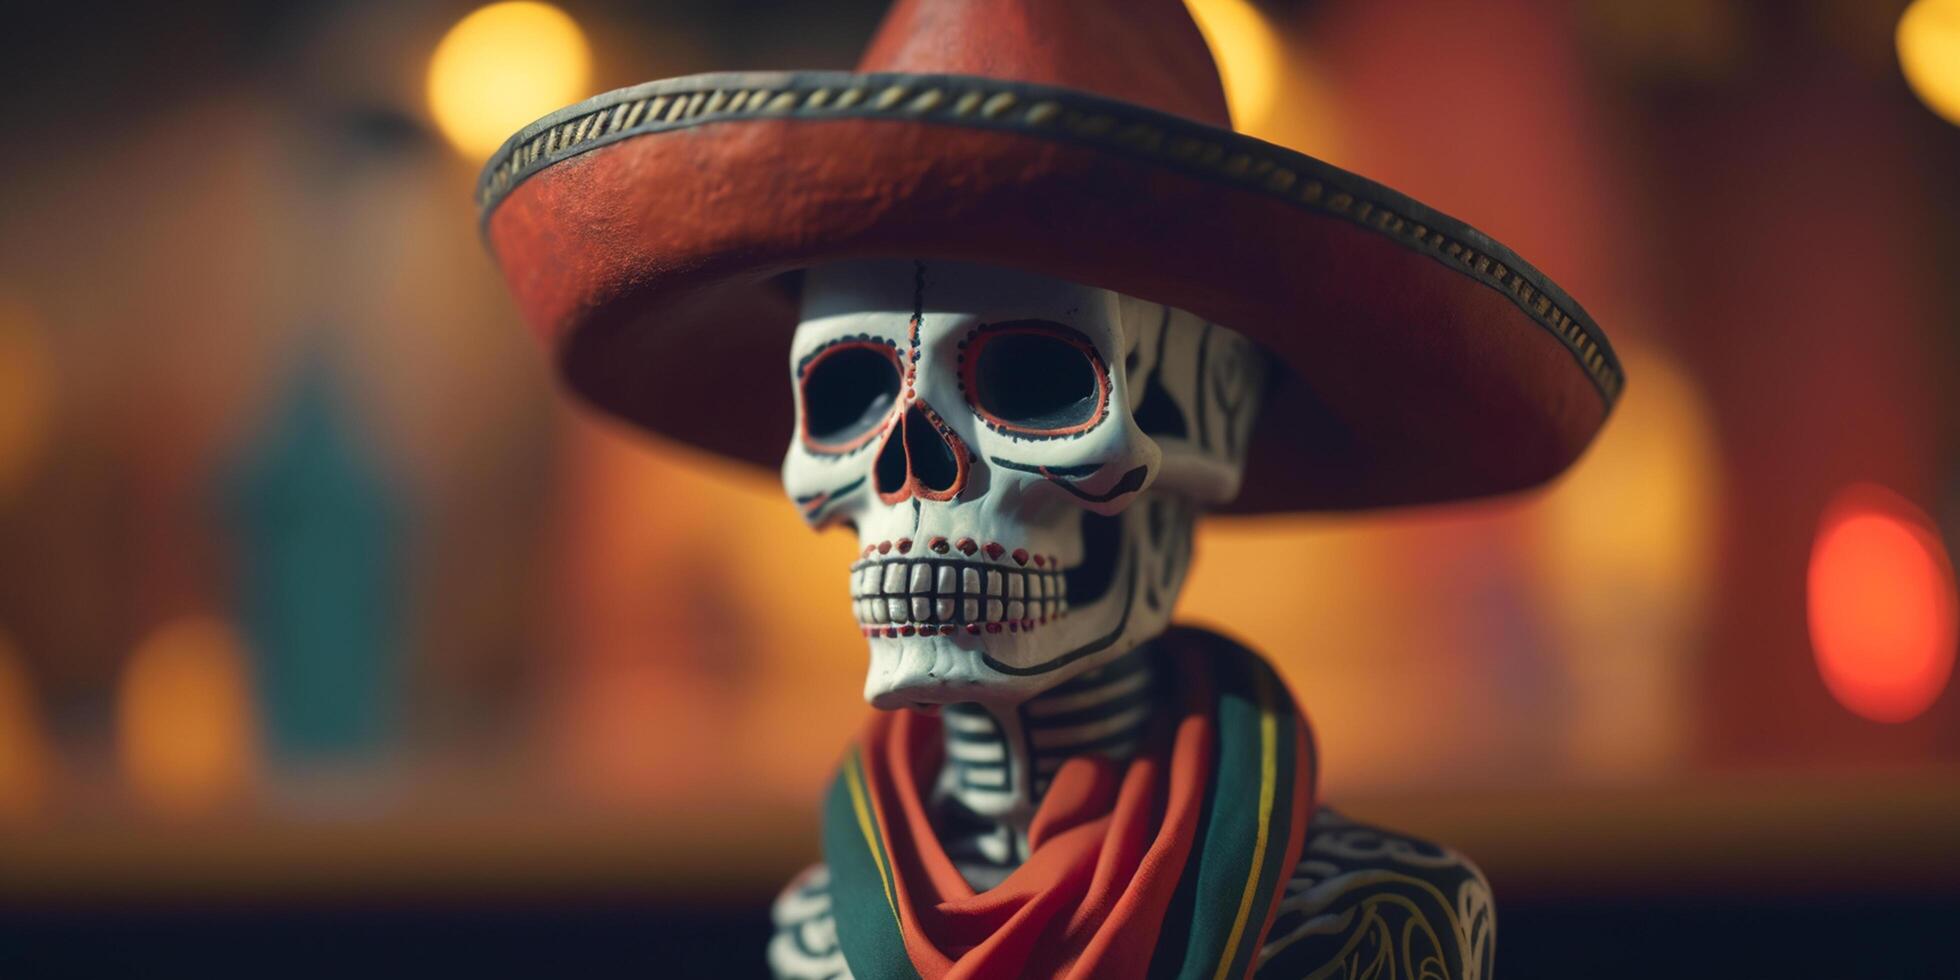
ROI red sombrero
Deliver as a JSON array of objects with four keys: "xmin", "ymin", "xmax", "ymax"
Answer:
[{"xmin": 478, "ymin": 0, "xmax": 1621, "ymax": 513}]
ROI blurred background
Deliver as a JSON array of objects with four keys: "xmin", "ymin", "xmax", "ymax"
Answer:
[{"xmin": 1, "ymin": 0, "xmax": 1957, "ymax": 975}]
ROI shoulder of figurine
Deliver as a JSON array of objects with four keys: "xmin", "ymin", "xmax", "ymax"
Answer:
[
  {"xmin": 769, "ymin": 863, "xmax": 854, "ymax": 980},
  {"xmin": 1297, "ymin": 806, "xmax": 1492, "ymax": 891},
  {"xmin": 1159, "ymin": 622, "xmax": 1254, "ymax": 654},
  {"xmin": 1255, "ymin": 807, "xmax": 1497, "ymax": 980},
  {"xmin": 771, "ymin": 862, "xmax": 835, "ymax": 926},
  {"xmin": 1157, "ymin": 623, "xmax": 1279, "ymax": 681},
  {"xmin": 1158, "ymin": 623, "xmax": 1306, "ymax": 714}
]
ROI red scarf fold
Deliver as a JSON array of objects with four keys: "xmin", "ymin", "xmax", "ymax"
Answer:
[{"xmin": 828, "ymin": 631, "xmax": 1316, "ymax": 979}]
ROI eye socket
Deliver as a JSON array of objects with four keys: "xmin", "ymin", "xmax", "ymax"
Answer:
[
  {"xmin": 962, "ymin": 322, "xmax": 1109, "ymax": 436},
  {"xmin": 799, "ymin": 340, "xmax": 901, "ymax": 452}
]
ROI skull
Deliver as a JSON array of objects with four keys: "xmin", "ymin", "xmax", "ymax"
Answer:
[{"xmin": 782, "ymin": 258, "xmax": 1264, "ymax": 709}]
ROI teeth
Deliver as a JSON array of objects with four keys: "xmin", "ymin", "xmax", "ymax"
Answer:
[{"xmin": 851, "ymin": 557, "xmax": 1066, "ymax": 629}]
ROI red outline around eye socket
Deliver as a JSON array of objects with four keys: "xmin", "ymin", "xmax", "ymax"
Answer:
[
  {"xmin": 957, "ymin": 321, "xmax": 1111, "ymax": 438},
  {"xmin": 797, "ymin": 337, "xmax": 903, "ymax": 455}
]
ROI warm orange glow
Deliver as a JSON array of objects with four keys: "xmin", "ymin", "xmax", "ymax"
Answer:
[
  {"xmin": 1809, "ymin": 485, "xmax": 1958, "ymax": 724},
  {"xmin": 1530, "ymin": 345, "xmax": 1719, "ymax": 776},
  {"xmin": 1899, "ymin": 0, "xmax": 1960, "ymax": 127},
  {"xmin": 0, "ymin": 631, "xmax": 51, "ymax": 819},
  {"xmin": 118, "ymin": 617, "xmax": 258, "ymax": 816},
  {"xmin": 0, "ymin": 296, "xmax": 55, "ymax": 501},
  {"xmin": 427, "ymin": 2, "xmax": 592, "ymax": 160},
  {"xmin": 1536, "ymin": 346, "xmax": 1718, "ymax": 625},
  {"xmin": 548, "ymin": 420, "xmax": 865, "ymax": 809},
  {"xmin": 1186, "ymin": 0, "xmax": 1281, "ymax": 129}
]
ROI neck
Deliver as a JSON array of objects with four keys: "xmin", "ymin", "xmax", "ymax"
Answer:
[{"xmin": 931, "ymin": 643, "xmax": 1161, "ymax": 886}]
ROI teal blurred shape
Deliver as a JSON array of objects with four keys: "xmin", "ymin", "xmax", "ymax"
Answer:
[{"xmin": 219, "ymin": 348, "xmax": 405, "ymax": 764}]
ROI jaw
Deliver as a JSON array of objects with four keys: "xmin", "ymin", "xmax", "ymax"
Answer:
[
  {"xmin": 860, "ymin": 508, "xmax": 1153, "ymax": 709},
  {"xmin": 863, "ymin": 635, "xmax": 1013, "ymax": 710}
]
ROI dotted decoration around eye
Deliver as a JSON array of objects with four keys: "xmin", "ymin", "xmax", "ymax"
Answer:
[
  {"xmin": 957, "ymin": 320, "xmax": 1111, "ymax": 440},
  {"xmin": 797, "ymin": 334, "xmax": 904, "ymax": 456}
]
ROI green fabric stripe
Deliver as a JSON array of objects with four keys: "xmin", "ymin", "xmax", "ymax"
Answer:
[
  {"xmin": 1150, "ymin": 635, "xmax": 1270, "ymax": 980},
  {"xmin": 1186, "ymin": 644, "xmax": 1265, "ymax": 978},
  {"xmin": 821, "ymin": 750, "xmax": 919, "ymax": 980},
  {"xmin": 1223, "ymin": 658, "xmax": 1300, "ymax": 980}
]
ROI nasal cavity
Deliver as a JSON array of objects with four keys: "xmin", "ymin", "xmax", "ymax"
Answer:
[
  {"xmin": 874, "ymin": 401, "xmax": 970, "ymax": 503},
  {"xmin": 902, "ymin": 402, "xmax": 965, "ymax": 496},
  {"xmin": 874, "ymin": 422, "xmax": 909, "ymax": 497}
]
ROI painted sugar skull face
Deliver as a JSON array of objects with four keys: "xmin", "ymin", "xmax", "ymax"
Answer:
[{"xmin": 782, "ymin": 259, "xmax": 1264, "ymax": 709}]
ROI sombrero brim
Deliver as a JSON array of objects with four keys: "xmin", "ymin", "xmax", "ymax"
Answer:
[{"xmin": 479, "ymin": 70, "xmax": 1621, "ymax": 513}]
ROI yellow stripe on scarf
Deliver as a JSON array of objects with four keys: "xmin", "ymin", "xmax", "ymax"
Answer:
[
  {"xmin": 846, "ymin": 749, "xmax": 903, "ymax": 930},
  {"xmin": 1212, "ymin": 667, "xmax": 1279, "ymax": 980}
]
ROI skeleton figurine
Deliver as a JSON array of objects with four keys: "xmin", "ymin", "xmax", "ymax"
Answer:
[
  {"xmin": 477, "ymin": 0, "xmax": 1619, "ymax": 976},
  {"xmin": 768, "ymin": 259, "xmax": 1493, "ymax": 979}
]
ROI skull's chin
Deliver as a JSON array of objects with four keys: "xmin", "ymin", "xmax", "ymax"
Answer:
[
  {"xmin": 861, "ymin": 586, "xmax": 1149, "ymax": 710},
  {"xmin": 859, "ymin": 606, "xmax": 1134, "ymax": 709},
  {"xmin": 861, "ymin": 635, "xmax": 1014, "ymax": 709}
]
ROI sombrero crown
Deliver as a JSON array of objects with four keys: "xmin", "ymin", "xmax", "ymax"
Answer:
[{"xmin": 478, "ymin": 0, "xmax": 1621, "ymax": 512}]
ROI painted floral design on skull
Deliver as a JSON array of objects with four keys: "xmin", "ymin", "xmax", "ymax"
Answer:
[{"xmin": 782, "ymin": 258, "xmax": 1265, "ymax": 709}]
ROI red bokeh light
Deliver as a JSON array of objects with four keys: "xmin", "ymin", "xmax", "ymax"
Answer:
[{"xmin": 1807, "ymin": 484, "xmax": 1958, "ymax": 723}]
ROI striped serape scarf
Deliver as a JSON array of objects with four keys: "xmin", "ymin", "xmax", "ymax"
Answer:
[{"xmin": 822, "ymin": 628, "xmax": 1317, "ymax": 979}]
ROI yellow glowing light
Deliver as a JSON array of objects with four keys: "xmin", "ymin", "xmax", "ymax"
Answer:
[
  {"xmin": 1536, "ymin": 347, "xmax": 1719, "ymax": 623},
  {"xmin": 1900, "ymin": 0, "xmax": 1960, "ymax": 126},
  {"xmin": 0, "ymin": 297, "xmax": 55, "ymax": 501},
  {"xmin": 1530, "ymin": 344, "xmax": 1720, "ymax": 777},
  {"xmin": 118, "ymin": 617, "xmax": 258, "ymax": 816},
  {"xmin": 0, "ymin": 631, "xmax": 51, "ymax": 820},
  {"xmin": 1187, "ymin": 0, "xmax": 1282, "ymax": 130},
  {"xmin": 428, "ymin": 2, "xmax": 592, "ymax": 161}
]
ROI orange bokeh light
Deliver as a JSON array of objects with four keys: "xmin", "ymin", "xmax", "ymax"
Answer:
[
  {"xmin": 118, "ymin": 616, "xmax": 259, "ymax": 816},
  {"xmin": 1807, "ymin": 485, "xmax": 1958, "ymax": 723}
]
